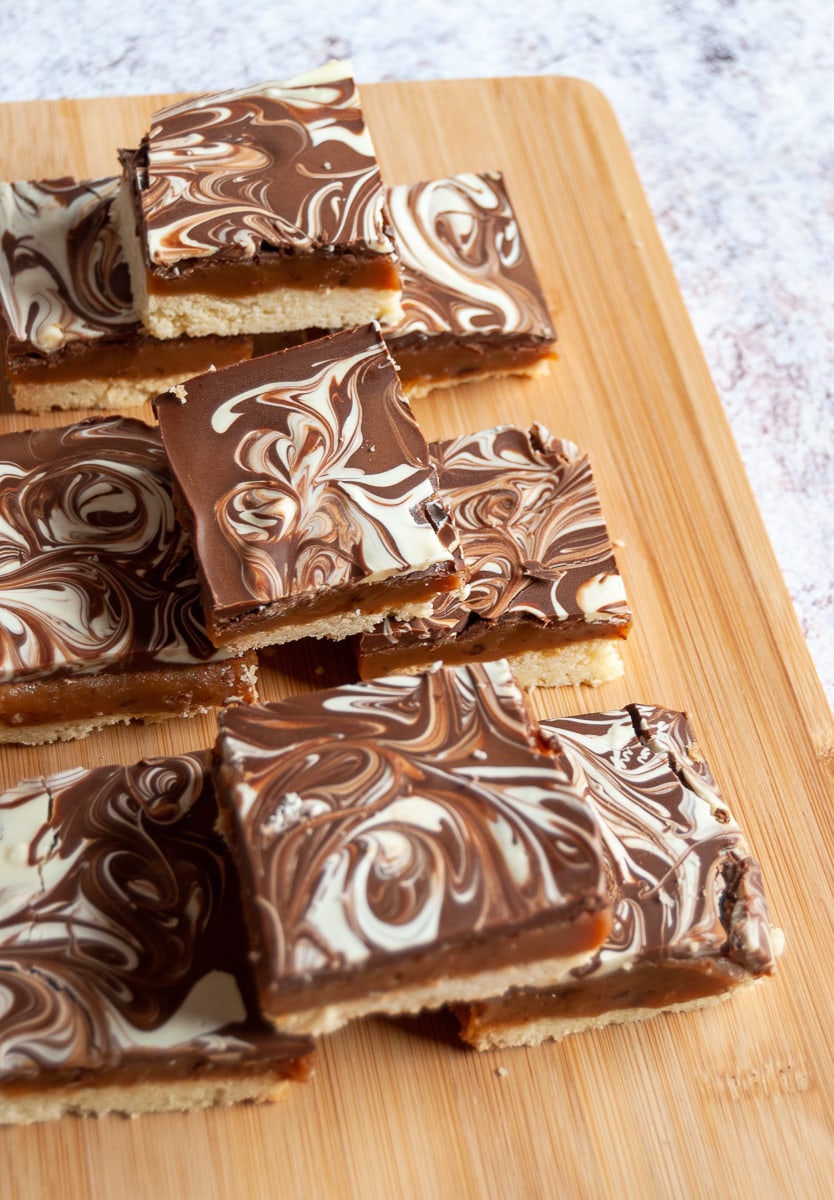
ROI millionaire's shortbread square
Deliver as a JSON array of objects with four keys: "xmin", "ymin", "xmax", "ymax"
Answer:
[
  {"xmin": 0, "ymin": 177, "xmax": 253, "ymax": 412},
  {"xmin": 456, "ymin": 704, "xmax": 779, "ymax": 1050},
  {"xmin": 213, "ymin": 660, "xmax": 611, "ymax": 1037},
  {"xmin": 0, "ymin": 752, "xmax": 312, "ymax": 1126},
  {"xmin": 114, "ymin": 61, "xmax": 402, "ymax": 340},
  {"xmin": 154, "ymin": 325, "xmax": 462, "ymax": 653},
  {"xmin": 358, "ymin": 424, "xmax": 631, "ymax": 688},
  {"xmin": 382, "ymin": 171, "xmax": 556, "ymax": 397},
  {"xmin": 0, "ymin": 416, "xmax": 258, "ymax": 744}
]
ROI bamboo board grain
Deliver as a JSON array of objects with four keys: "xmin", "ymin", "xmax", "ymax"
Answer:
[{"xmin": 0, "ymin": 76, "xmax": 833, "ymax": 1200}]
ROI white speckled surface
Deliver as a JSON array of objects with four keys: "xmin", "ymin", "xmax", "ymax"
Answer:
[{"xmin": 1, "ymin": 0, "xmax": 831, "ymax": 710}]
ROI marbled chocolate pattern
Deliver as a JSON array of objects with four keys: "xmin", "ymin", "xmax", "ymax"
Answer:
[
  {"xmin": 216, "ymin": 661, "xmax": 606, "ymax": 984},
  {"xmin": 542, "ymin": 706, "xmax": 775, "ymax": 979},
  {"xmin": 155, "ymin": 326, "xmax": 457, "ymax": 615},
  {"xmin": 362, "ymin": 423, "xmax": 629, "ymax": 651},
  {"xmin": 0, "ymin": 416, "xmax": 236, "ymax": 683},
  {"xmin": 133, "ymin": 61, "xmax": 394, "ymax": 270},
  {"xmin": 0, "ymin": 177, "xmax": 135, "ymax": 356},
  {"xmin": 385, "ymin": 171, "xmax": 554, "ymax": 340},
  {"xmin": 0, "ymin": 753, "xmax": 310, "ymax": 1081}
]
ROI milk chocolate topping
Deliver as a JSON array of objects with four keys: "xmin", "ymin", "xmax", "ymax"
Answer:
[
  {"xmin": 0, "ymin": 753, "xmax": 311, "ymax": 1084},
  {"xmin": 0, "ymin": 177, "xmax": 136, "ymax": 358},
  {"xmin": 124, "ymin": 61, "xmax": 395, "ymax": 274},
  {"xmin": 542, "ymin": 705, "xmax": 776, "ymax": 980},
  {"xmin": 215, "ymin": 661, "xmax": 607, "ymax": 999},
  {"xmin": 384, "ymin": 171, "xmax": 555, "ymax": 344},
  {"xmin": 154, "ymin": 325, "xmax": 458, "ymax": 619},
  {"xmin": 0, "ymin": 416, "xmax": 239, "ymax": 683},
  {"xmin": 361, "ymin": 423, "xmax": 630, "ymax": 653}
]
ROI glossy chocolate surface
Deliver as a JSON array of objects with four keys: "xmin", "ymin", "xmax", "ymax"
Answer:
[
  {"xmin": 542, "ymin": 704, "xmax": 776, "ymax": 980},
  {"xmin": 0, "ymin": 416, "xmax": 241, "ymax": 684},
  {"xmin": 0, "ymin": 177, "xmax": 136, "ymax": 360},
  {"xmin": 0, "ymin": 753, "xmax": 312, "ymax": 1085},
  {"xmin": 154, "ymin": 325, "xmax": 458, "ymax": 623},
  {"xmin": 359, "ymin": 423, "xmax": 630, "ymax": 661},
  {"xmin": 122, "ymin": 61, "xmax": 395, "ymax": 276},
  {"xmin": 214, "ymin": 661, "xmax": 608, "ymax": 1007},
  {"xmin": 383, "ymin": 171, "xmax": 555, "ymax": 349}
]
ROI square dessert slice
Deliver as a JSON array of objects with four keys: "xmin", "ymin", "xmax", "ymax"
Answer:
[
  {"xmin": 0, "ymin": 416, "xmax": 258, "ymax": 744},
  {"xmin": 382, "ymin": 171, "xmax": 556, "ymax": 398},
  {"xmin": 456, "ymin": 704, "xmax": 778, "ymax": 1050},
  {"xmin": 358, "ymin": 423, "xmax": 631, "ymax": 688},
  {"xmin": 114, "ymin": 61, "xmax": 402, "ymax": 340},
  {"xmin": 0, "ymin": 176, "xmax": 253, "ymax": 412},
  {"xmin": 0, "ymin": 751, "xmax": 313, "ymax": 1125},
  {"xmin": 213, "ymin": 660, "xmax": 611, "ymax": 1037},
  {"xmin": 153, "ymin": 324, "xmax": 462, "ymax": 653}
]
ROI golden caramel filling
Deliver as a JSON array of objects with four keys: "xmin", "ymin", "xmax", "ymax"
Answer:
[
  {"xmin": 8, "ymin": 335, "xmax": 252, "ymax": 386},
  {"xmin": 147, "ymin": 255, "xmax": 402, "ymax": 298},
  {"xmin": 392, "ymin": 340, "xmax": 556, "ymax": 389}
]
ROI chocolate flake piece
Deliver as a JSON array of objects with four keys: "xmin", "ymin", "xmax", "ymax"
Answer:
[
  {"xmin": 383, "ymin": 171, "xmax": 556, "ymax": 397},
  {"xmin": 0, "ymin": 752, "xmax": 312, "ymax": 1126},
  {"xmin": 154, "ymin": 324, "xmax": 462, "ymax": 653},
  {"xmin": 0, "ymin": 416, "xmax": 258, "ymax": 744},
  {"xmin": 114, "ymin": 61, "xmax": 402, "ymax": 339},
  {"xmin": 213, "ymin": 660, "xmax": 611, "ymax": 1036},
  {"xmin": 456, "ymin": 705, "xmax": 778, "ymax": 1050},
  {"xmin": 358, "ymin": 424, "xmax": 630, "ymax": 688},
  {"xmin": 0, "ymin": 177, "xmax": 252, "ymax": 412}
]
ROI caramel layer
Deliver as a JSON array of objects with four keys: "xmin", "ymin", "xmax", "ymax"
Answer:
[
  {"xmin": 6, "ymin": 333, "xmax": 253, "ymax": 386},
  {"xmin": 146, "ymin": 254, "xmax": 402, "ymax": 298},
  {"xmin": 0, "ymin": 656, "xmax": 257, "ymax": 735},
  {"xmin": 391, "ymin": 337, "xmax": 556, "ymax": 391},
  {"xmin": 359, "ymin": 611, "xmax": 629, "ymax": 679}
]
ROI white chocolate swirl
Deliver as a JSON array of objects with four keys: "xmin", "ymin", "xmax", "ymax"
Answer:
[
  {"xmin": 217, "ymin": 662, "xmax": 606, "ymax": 982},
  {"xmin": 0, "ymin": 754, "xmax": 310, "ymax": 1081},
  {"xmin": 545, "ymin": 706, "xmax": 775, "ymax": 980},
  {"xmin": 155, "ymin": 326, "xmax": 457, "ymax": 614},
  {"xmin": 0, "ymin": 417, "xmax": 235, "ymax": 683},
  {"xmin": 136, "ymin": 62, "xmax": 394, "ymax": 268},
  {"xmin": 385, "ymin": 172, "xmax": 554, "ymax": 339},
  {"xmin": 0, "ymin": 177, "xmax": 134, "ymax": 355}
]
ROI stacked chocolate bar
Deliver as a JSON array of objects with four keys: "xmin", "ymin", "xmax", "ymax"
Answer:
[{"xmin": 1, "ymin": 67, "xmax": 556, "ymax": 413}]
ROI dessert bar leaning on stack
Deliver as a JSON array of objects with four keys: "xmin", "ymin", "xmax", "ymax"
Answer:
[
  {"xmin": 456, "ymin": 704, "xmax": 779, "ymax": 1050},
  {"xmin": 0, "ymin": 416, "xmax": 258, "ymax": 744},
  {"xmin": 358, "ymin": 423, "xmax": 631, "ymax": 688},
  {"xmin": 213, "ymin": 659, "xmax": 612, "ymax": 1037},
  {"xmin": 0, "ymin": 752, "xmax": 312, "ymax": 1126},
  {"xmin": 382, "ymin": 171, "xmax": 557, "ymax": 397},
  {"xmin": 115, "ymin": 61, "xmax": 402, "ymax": 340},
  {"xmin": 0, "ymin": 177, "xmax": 253, "ymax": 413},
  {"xmin": 154, "ymin": 323, "xmax": 462, "ymax": 653}
]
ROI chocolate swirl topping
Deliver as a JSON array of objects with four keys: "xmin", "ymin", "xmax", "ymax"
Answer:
[
  {"xmin": 215, "ymin": 661, "xmax": 607, "ymax": 994},
  {"xmin": 0, "ymin": 177, "xmax": 136, "ymax": 358},
  {"xmin": 0, "ymin": 416, "xmax": 238, "ymax": 683},
  {"xmin": 0, "ymin": 753, "xmax": 311, "ymax": 1084},
  {"xmin": 154, "ymin": 325, "xmax": 457, "ymax": 618},
  {"xmin": 364, "ymin": 423, "xmax": 630, "ymax": 648},
  {"xmin": 127, "ymin": 61, "xmax": 395, "ymax": 273},
  {"xmin": 384, "ymin": 172, "xmax": 555, "ymax": 342},
  {"xmin": 542, "ymin": 705, "xmax": 775, "ymax": 980}
]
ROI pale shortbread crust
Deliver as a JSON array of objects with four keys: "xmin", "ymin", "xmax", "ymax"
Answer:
[
  {"xmin": 0, "ymin": 1071, "xmax": 291, "ymax": 1127},
  {"xmin": 10, "ymin": 368, "xmax": 229, "ymax": 414}
]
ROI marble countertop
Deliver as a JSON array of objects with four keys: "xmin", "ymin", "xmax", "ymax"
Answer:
[{"xmin": 1, "ymin": 0, "xmax": 831, "ymax": 712}]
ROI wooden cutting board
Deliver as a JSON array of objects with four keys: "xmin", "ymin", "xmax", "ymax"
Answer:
[{"xmin": 0, "ymin": 76, "xmax": 832, "ymax": 1200}]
